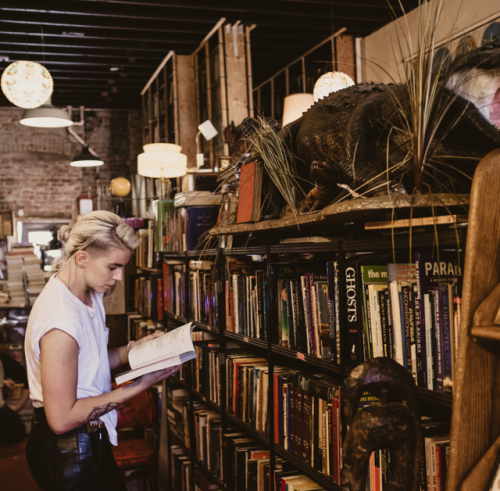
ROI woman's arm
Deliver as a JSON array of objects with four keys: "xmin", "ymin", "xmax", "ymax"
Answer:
[
  {"xmin": 41, "ymin": 329, "xmax": 177, "ymax": 435},
  {"xmin": 107, "ymin": 331, "xmax": 165, "ymax": 370}
]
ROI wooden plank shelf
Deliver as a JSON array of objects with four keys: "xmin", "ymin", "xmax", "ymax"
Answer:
[
  {"xmin": 193, "ymin": 321, "xmax": 219, "ymax": 334},
  {"xmin": 209, "ymin": 194, "xmax": 469, "ymax": 237},
  {"xmin": 165, "ymin": 312, "xmax": 189, "ymax": 323},
  {"xmin": 224, "ymin": 330, "xmax": 268, "ymax": 350}
]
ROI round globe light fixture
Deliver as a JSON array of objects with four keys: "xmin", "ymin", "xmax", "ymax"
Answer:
[
  {"xmin": 138, "ymin": 143, "xmax": 187, "ymax": 178},
  {"xmin": 313, "ymin": 71, "xmax": 355, "ymax": 102},
  {"xmin": 1, "ymin": 60, "xmax": 53, "ymax": 109},
  {"xmin": 20, "ymin": 98, "xmax": 73, "ymax": 128},
  {"xmin": 110, "ymin": 177, "xmax": 131, "ymax": 197},
  {"xmin": 70, "ymin": 145, "xmax": 104, "ymax": 167}
]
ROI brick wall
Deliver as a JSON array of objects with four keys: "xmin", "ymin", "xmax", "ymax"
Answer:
[{"xmin": 0, "ymin": 108, "xmax": 141, "ymax": 219}]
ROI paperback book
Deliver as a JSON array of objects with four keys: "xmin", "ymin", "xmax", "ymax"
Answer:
[{"xmin": 115, "ymin": 322, "xmax": 195, "ymax": 384}]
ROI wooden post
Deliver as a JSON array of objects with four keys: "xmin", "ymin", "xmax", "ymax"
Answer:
[
  {"xmin": 336, "ymin": 34, "xmax": 356, "ymax": 81},
  {"xmin": 163, "ymin": 63, "xmax": 168, "ymax": 143},
  {"xmin": 176, "ymin": 55, "xmax": 197, "ymax": 169},
  {"xmin": 218, "ymin": 26, "xmax": 229, "ymax": 156},
  {"xmin": 245, "ymin": 25, "xmax": 254, "ymax": 117},
  {"xmin": 224, "ymin": 24, "xmax": 250, "ymax": 126},
  {"xmin": 447, "ymin": 149, "xmax": 500, "ymax": 490}
]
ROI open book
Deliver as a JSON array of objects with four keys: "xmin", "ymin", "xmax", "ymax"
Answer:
[{"xmin": 115, "ymin": 322, "xmax": 196, "ymax": 385}]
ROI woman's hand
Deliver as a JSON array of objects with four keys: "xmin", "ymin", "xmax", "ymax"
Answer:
[
  {"xmin": 133, "ymin": 364, "xmax": 180, "ymax": 389},
  {"xmin": 129, "ymin": 331, "xmax": 165, "ymax": 351}
]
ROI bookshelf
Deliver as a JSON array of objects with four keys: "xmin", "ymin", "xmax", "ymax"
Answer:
[{"xmin": 150, "ymin": 213, "xmax": 463, "ymax": 491}]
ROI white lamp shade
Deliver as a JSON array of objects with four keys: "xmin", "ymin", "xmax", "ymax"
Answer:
[
  {"xmin": 137, "ymin": 143, "xmax": 187, "ymax": 178},
  {"xmin": 20, "ymin": 99, "xmax": 73, "ymax": 128},
  {"xmin": 313, "ymin": 71, "xmax": 355, "ymax": 102},
  {"xmin": 282, "ymin": 93, "xmax": 314, "ymax": 126},
  {"xmin": 1, "ymin": 60, "xmax": 53, "ymax": 109},
  {"xmin": 198, "ymin": 120, "xmax": 218, "ymax": 141}
]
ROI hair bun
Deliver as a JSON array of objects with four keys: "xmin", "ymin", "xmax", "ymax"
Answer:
[{"xmin": 58, "ymin": 224, "xmax": 72, "ymax": 243}]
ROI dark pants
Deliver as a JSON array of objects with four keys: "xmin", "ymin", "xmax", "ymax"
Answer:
[
  {"xmin": 25, "ymin": 408, "xmax": 126, "ymax": 491},
  {"xmin": 0, "ymin": 403, "xmax": 26, "ymax": 443}
]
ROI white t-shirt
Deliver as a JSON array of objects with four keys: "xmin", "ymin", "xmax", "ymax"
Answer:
[{"xmin": 25, "ymin": 275, "xmax": 118, "ymax": 445}]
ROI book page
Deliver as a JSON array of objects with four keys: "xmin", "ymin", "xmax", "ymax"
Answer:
[{"xmin": 128, "ymin": 322, "xmax": 194, "ymax": 370}]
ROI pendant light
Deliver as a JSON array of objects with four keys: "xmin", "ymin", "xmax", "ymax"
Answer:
[
  {"xmin": 1, "ymin": 60, "xmax": 53, "ymax": 109},
  {"xmin": 70, "ymin": 145, "xmax": 104, "ymax": 167},
  {"xmin": 282, "ymin": 93, "xmax": 314, "ymax": 126},
  {"xmin": 313, "ymin": 71, "xmax": 355, "ymax": 102},
  {"xmin": 20, "ymin": 97, "xmax": 73, "ymax": 128},
  {"xmin": 137, "ymin": 143, "xmax": 187, "ymax": 178}
]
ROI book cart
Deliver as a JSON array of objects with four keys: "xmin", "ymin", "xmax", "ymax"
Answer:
[{"xmin": 154, "ymin": 193, "xmax": 469, "ymax": 491}]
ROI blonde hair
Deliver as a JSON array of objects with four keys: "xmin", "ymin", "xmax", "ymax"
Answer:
[{"xmin": 54, "ymin": 211, "xmax": 140, "ymax": 271}]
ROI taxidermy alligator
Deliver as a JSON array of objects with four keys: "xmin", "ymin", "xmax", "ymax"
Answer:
[{"xmin": 279, "ymin": 41, "xmax": 500, "ymax": 210}]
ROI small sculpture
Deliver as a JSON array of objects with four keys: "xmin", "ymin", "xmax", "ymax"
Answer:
[{"xmin": 342, "ymin": 358, "xmax": 421, "ymax": 491}]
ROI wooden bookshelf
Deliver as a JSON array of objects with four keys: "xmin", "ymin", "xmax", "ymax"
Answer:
[{"xmin": 156, "ymin": 210, "xmax": 463, "ymax": 490}]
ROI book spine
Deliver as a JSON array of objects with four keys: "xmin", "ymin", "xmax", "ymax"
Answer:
[
  {"xmin": 389, "ymin": 281, "xmax": 404, "ymax": 366},
  {"xmin": 433, "ymin": 288, "xmax": 444, "ymax": 393},
  {"xmin": 292, "ymin": 279, "xmax": 305, "ymax": 354},
  {"xmin": 379, "ymin": 291, "xmax": 389, "ymax": 358},
  {"xmin": 361, "ymin": 274, "xmax": 373, "ymax": 360},
  {"xmin": 274, "ymin": 373, "xmax": 280, "ymax": 444},
  {"xmin": 345, "ymin": 264, "xmax": 360, "ymax": 366},
  {"xmin": 414, "ymin": 283, "xmax": 425, "ymax": 387},
  {"xmin": 440, "ymin": 284, "xmax": 453, "ymax": 395},
  {"xmin": 296, "ymin": 387, "xmax": 304, "ymax": 459},
  {"xmin": 326, "ymin": 261, "xmax": 337, "ymax": 364},
  {"xmin": 415, "ymin": 253, "xmax": 428, "ymax": 387},
  {"xmin": 286, "ymin": 280, "xmax": 295, "ymax": 350},
  {"xmin": 304, "ymin": 274, "xmax": 317, "ymax": 356},
  {"xmin": 402, "ymin": 285, "xmax": 412, "ymax": 372},
  {"xmin": 424, "ymin": 294, "xmax": 434, "ymax": 391},
  {"xmin": 257, "ymin": 271, "xmax": 264, "ymax": 339},
  {"xmin": 303, "ymin": 392, "xmax": 311, "ymax": 465},
  {"xmin": 263, "ymin": 276, "xmax": 268, "ymax": 341},
  {"xmin": 409, "ymin": 286, "xmax": 418, "ymax": 383},
  {"xmin": 334, "ymin": 263, "xmax": 341, "ymax": 365}
]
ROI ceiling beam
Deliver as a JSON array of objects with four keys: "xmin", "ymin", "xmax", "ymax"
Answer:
[
  {"xmin": 0, "ymin": 23, "xmax": 348, "ymax": 43},
  {"xmin": 0, "ymin": 8, "xmax": 387, "ymax": 30}
]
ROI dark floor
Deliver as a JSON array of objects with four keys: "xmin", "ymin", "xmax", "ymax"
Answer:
[{"xmin": 0, "ymin": 437, "xmax": 39, "ymax": 490}]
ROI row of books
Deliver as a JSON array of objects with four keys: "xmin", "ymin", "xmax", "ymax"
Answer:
[
  {"xmin": 192, "ymin": 342, "xmax": 222, "ymax": 407},
  {"xmin": 273, "ymin": 369, "xmax": 341, "ymax": 485},
  {"xmin": 155, "ymin": 194, "xmax": 221, "ymax": 253},
  {"xmin": 345, "ymin": 252, "xmax": 462, "ymax": 394},
  {"xmin": 224, "ymin": 258, "xmax": 269, "ymax": 340},
  {"xmin": 171, "ymin": 346, "xmax": 452, "ymax": 490},
  {"xmin": 170, "ymin": 445, "xmax": 221, "ymax": 491},
  {"xmin": 134, "ymin": 275, "xmax": 163, "ymax": 321},
  {"xmin": 188, "ymin": 261, "xmax": 218, "ymax": 327},
  {"xmin": 168, "ymin": 393, "xmax": 327, "ymax": 491},
  {"xmin": 160, "ymin": 252, "xmax": 461, "ymax": 396},
  {"xmin": 163, "ymin": 260, "xmax": 187, "ymax": 319}
]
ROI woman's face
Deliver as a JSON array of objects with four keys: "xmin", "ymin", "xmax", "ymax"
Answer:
[{"xmin": 83, "ymin": 247, "xmax": 132, "ymax": 294}]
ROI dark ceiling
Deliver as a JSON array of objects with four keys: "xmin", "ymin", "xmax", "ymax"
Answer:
[{"xmin": 0, "ymin": 0, "xmax": 419, "ymax": 110}]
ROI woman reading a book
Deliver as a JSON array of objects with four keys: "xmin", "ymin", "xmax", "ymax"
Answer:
[{"xmin": 24, "ymin": 211, "xmax": 179, "ymax": 491}]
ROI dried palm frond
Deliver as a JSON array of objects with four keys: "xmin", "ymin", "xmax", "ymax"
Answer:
[{"xmin": 247, "ymin": 117, "xmax": 310, "ymax": 216}]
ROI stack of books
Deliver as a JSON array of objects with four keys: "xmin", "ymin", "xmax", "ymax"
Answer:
[
  {"xmin": 23, "ymin": 254, "xmax": 45, "ymax": 305},
  {"xmin": 5, "ymin": 254, "xmax": 26, "ymax": 306}
]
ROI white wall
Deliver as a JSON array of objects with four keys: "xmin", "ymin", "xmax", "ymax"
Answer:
[{"xmin": 361, "ymin": 0, "xmax": 500, "ymax": 84}]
